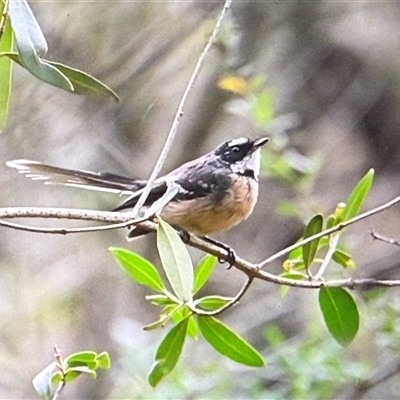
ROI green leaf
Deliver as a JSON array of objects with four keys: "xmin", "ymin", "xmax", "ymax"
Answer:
[
  {"xmin": 148, "ymin": 317, "xmax": 189, "ymax": 387},
  {"xmin": 326, "ymin": 215, "xmax": 337, "ymax": 229},
  {"xmin": 51, "ymin": 371, "xmax": 63, "ymax": 385},
  {"xmin": 187, "ymin": 315, "xmax": 199, "ymax": 339},
  {"xmin": 9, "ymin": 1, "xmax": 73, "ymax": 92},
  {"xmin": 110, "ymin": 247, "xmax": 166, "ymax": 292},
  {"xmin": 286, "ymin": 241, "xmax": 303, "ymax": 263},
  {"xmin": 302, "ymin": 214, "xmax": 323, "ymax": 268},
  {"xmin": 194, "ymin": 295, "xmax": 233, "ymax": 311},
  {"xmin": 143, "ymin": 304, "xmax": 181, "ymax": 331},
  {"xmin": 32, "ymin": 363, "xmax": 56, "ymax": 399},
  {"xmin": 332, "ymin": 250, "xmax": 355, "ymax": 269},
  {"xmin": 157, "ymin": 218, "xmax": 194, "ymax": 302},
  {"xmin": 342, "ymin": 169, "xmax": 374, "ymax": 221},
  {"xmin": 146, "ymin": 294, "xmax": 175, "ymax": 306},
  {"xmin": 193, "ymin": 255, "xmax": 218, "ymax": 294},
  {"xmin": 47, "ymin": 60, "xmax": 119, "ymax": 100},
  {"xmin": 64, "ymin": 351, "xmax": 97, "ymax": 365},
  {"xmin": 64, "ymin": 366, "xmax": 96, "ymax": 382},
  {"xmin": 170, "ymin": 307, "xmax": 199, "ymax": 338},
  {"xmin": 95, "ymin": 352, "xmax": 111, "ymax": 369},
  {"xmin": 197, "ymin": 316, "xmax": 264, "ymax": 367},
  {"xmin": 0, "ymin": 20, "xmax": 13, "ymax": 131},
  {"xmin": 8, "ymin": 0, "xmax": 47, "ymax": 57},
  {"xmin": 319, "ymin": 287, "xmax": 359, "ymax": 346},
  {"xmin": 2, "ymin": 52, "xmax": 118, "ymax": 100}
]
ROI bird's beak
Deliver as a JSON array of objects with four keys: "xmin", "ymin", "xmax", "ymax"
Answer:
[{"xmin": 252, "ymin": 137, "xmax": 269, "ymax": 150}]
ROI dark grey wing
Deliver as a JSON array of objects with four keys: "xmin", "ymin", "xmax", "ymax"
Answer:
[
  {"xmin": 6, "ymin": 160, "xmax": 145, "ymax": 193},
  {"xmin": 173, "ymin": 159, "xmax": 231, "ymax": 203}
]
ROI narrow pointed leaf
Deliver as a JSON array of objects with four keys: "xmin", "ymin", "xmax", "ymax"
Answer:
[
  {"xmin": 0, "ymin": 20, "xmax": 13, "ymax": 131},
  {"xmin": 342, "ymin": 169, "xmax": 374, "ymax": 221},
  {"xmin": 197, "ymin": 316, "xmax": 264, "ymax": 367},
  {"xmin": 193, "ymin": 255, "xmax": 218, "ymax": 294},
  {"xmin": 47, "ymin": 61, "xmax": 119, "ymax": 100},
  {"xmin": 319, "ymin": 287, "xmax": 359, "ymax": 346},
  {"xmin": 9, "ymin": 1, "xmax": 73, "ymax": 92},
  {"xmin": 148, "ymin": 317, "xmax": 189, "ymax": 387},
  {"xmin": 9, "ymin": 0, "xmax": 47, "ymax": 57},
  {"xmin": 194, "ymin": 295, "xmax": 233, "ymax": 311},
  {"xmin": 17, "ymin": 47, "xmax": 73, "ymax": 91},
  {"xmin": 143, "ymin": 304, "xmax": 181, "ymax": 331},
  {"xmin": 187, "ymin": 315, "xmax": 199, "ymax": 339},
  {"xmin": 302, "ymin": 214, "xmax": 323, "ymax": 268},
  {"xmin": 3, "ymin": 52, "xmax": 118, "ymax": 98},
  {"xmin": 145, "ymin": 294, "xmax": 175, "ymax": 306},
  {"xmin": 157, "ymin": 218, "xmax": 193, "ymax": 302},
  {"xmin": 110, "ymin": 247, "xmax": 165, "ymax": 292}
]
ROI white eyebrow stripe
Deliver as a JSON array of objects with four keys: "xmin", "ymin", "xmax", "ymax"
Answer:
[{"xmin": 228, "ymin": 137, "xmax": 249, "ymax": 147}]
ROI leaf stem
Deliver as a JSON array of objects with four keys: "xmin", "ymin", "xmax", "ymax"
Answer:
[
  {"xmin": 313, "ymin": 232, "xmax": 340, "ymax": 280},
  {"xmin": 189, "ymin": 277, "xmax": 254, "ymax": 316}
]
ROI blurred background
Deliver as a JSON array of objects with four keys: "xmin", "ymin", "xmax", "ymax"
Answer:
[{"xmin": 2, "ymin": 0, "xmax": 400, "ymax": 398}]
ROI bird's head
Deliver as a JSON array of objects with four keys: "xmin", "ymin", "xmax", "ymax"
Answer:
[{"xmin": 215, "ymin": 137, "xmax": 269, "ymax": 178}]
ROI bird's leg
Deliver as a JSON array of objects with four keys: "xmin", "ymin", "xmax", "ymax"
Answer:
[
  {"xmin": 172, "ymin": 229, "xmax": 236, "ymax": 268},
  {"xmin": 173, "ymin": 227, "xmax": 191, "ymax": 243},
  {"xmin": 201, "ymin": 237, "xmax": 236, "ymax": 269}
]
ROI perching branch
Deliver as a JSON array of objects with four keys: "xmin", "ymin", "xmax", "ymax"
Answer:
[{"xmin": 1, "ymin": 194, "xmax": 400, "ymax": 289}]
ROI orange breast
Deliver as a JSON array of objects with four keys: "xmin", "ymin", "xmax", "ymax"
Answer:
[{"xmin": 160, "ymin": 176, "xmax": 258, "ymax": 237}]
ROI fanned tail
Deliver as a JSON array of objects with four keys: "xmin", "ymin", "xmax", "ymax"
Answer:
[{"xmin": 6, "ymin": 159, "xmax": 145, "ymax": 194}]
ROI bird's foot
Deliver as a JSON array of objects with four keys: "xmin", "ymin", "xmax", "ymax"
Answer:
[
  {"xmin": 175, "ymin": 227, "xmax": 191, "ymax": 243},
  {"xmin": 202, "ymin": 237, "xmax": 236, "ymax": 269}
]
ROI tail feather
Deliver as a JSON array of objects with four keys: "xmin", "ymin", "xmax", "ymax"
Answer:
[{"xmin": 6, "ymin": 159, "xmax": 145, "ymax": 194}]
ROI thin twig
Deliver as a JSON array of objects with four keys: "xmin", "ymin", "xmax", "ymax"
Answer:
[
  {"xmin": 52, "ymin": 346, "xmax": 65, "ymax": 400},
  {"xmin": 186, "ymin": 233, "xmax": 400, "ymax": 288},
  {"xmin": 0, "ymin": 206, "xmax": 149, "ymax": 223},
  {"xmin": 190, "ymin": 277, "xmax": 254, "ymax": 316},
  {"xmin": 370, "ymin": 230, "xmax": 400, "ymax": 248},
  {"xmin": 0, "ymin": 218, "xmax": 154, "ymax": 235},
  {"xmin": 313, "ymin": 232, "xmax": 340, "ymax": 281},
  {"xmin": 131, "ymin": 0, "xmax": 232, "ymax": 216},
  {"xmin": 259, "ymin": 195, "xmax": 400, "ymax": 268},
  {"xmin": 0, "ymin": 207, "xmax": 153, "ymax": 234}
]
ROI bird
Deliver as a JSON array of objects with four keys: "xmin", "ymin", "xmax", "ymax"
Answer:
[{"xmin": 6, "ymin": 136, "xmax": 269, "ymax": 263}]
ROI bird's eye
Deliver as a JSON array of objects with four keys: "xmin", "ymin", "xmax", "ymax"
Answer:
[{"xmin": 232, "ymin": 146, "xmax": 240, "ymax": 153}]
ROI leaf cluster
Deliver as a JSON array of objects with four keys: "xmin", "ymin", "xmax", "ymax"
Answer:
[
  {"xmin": 110, "ymin": 218, "xmax": 265, "ymax": 387},
  {"xmin": 32, "ymin": 350, "xmax": 110, "ymax": 399},
  {"xmin": 282, "ymin": 169, "xmax": 374, "ymax": 346},
  {"xmin": 0, "ymin": 0, "xmax": 118, "ymax": 130}
]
